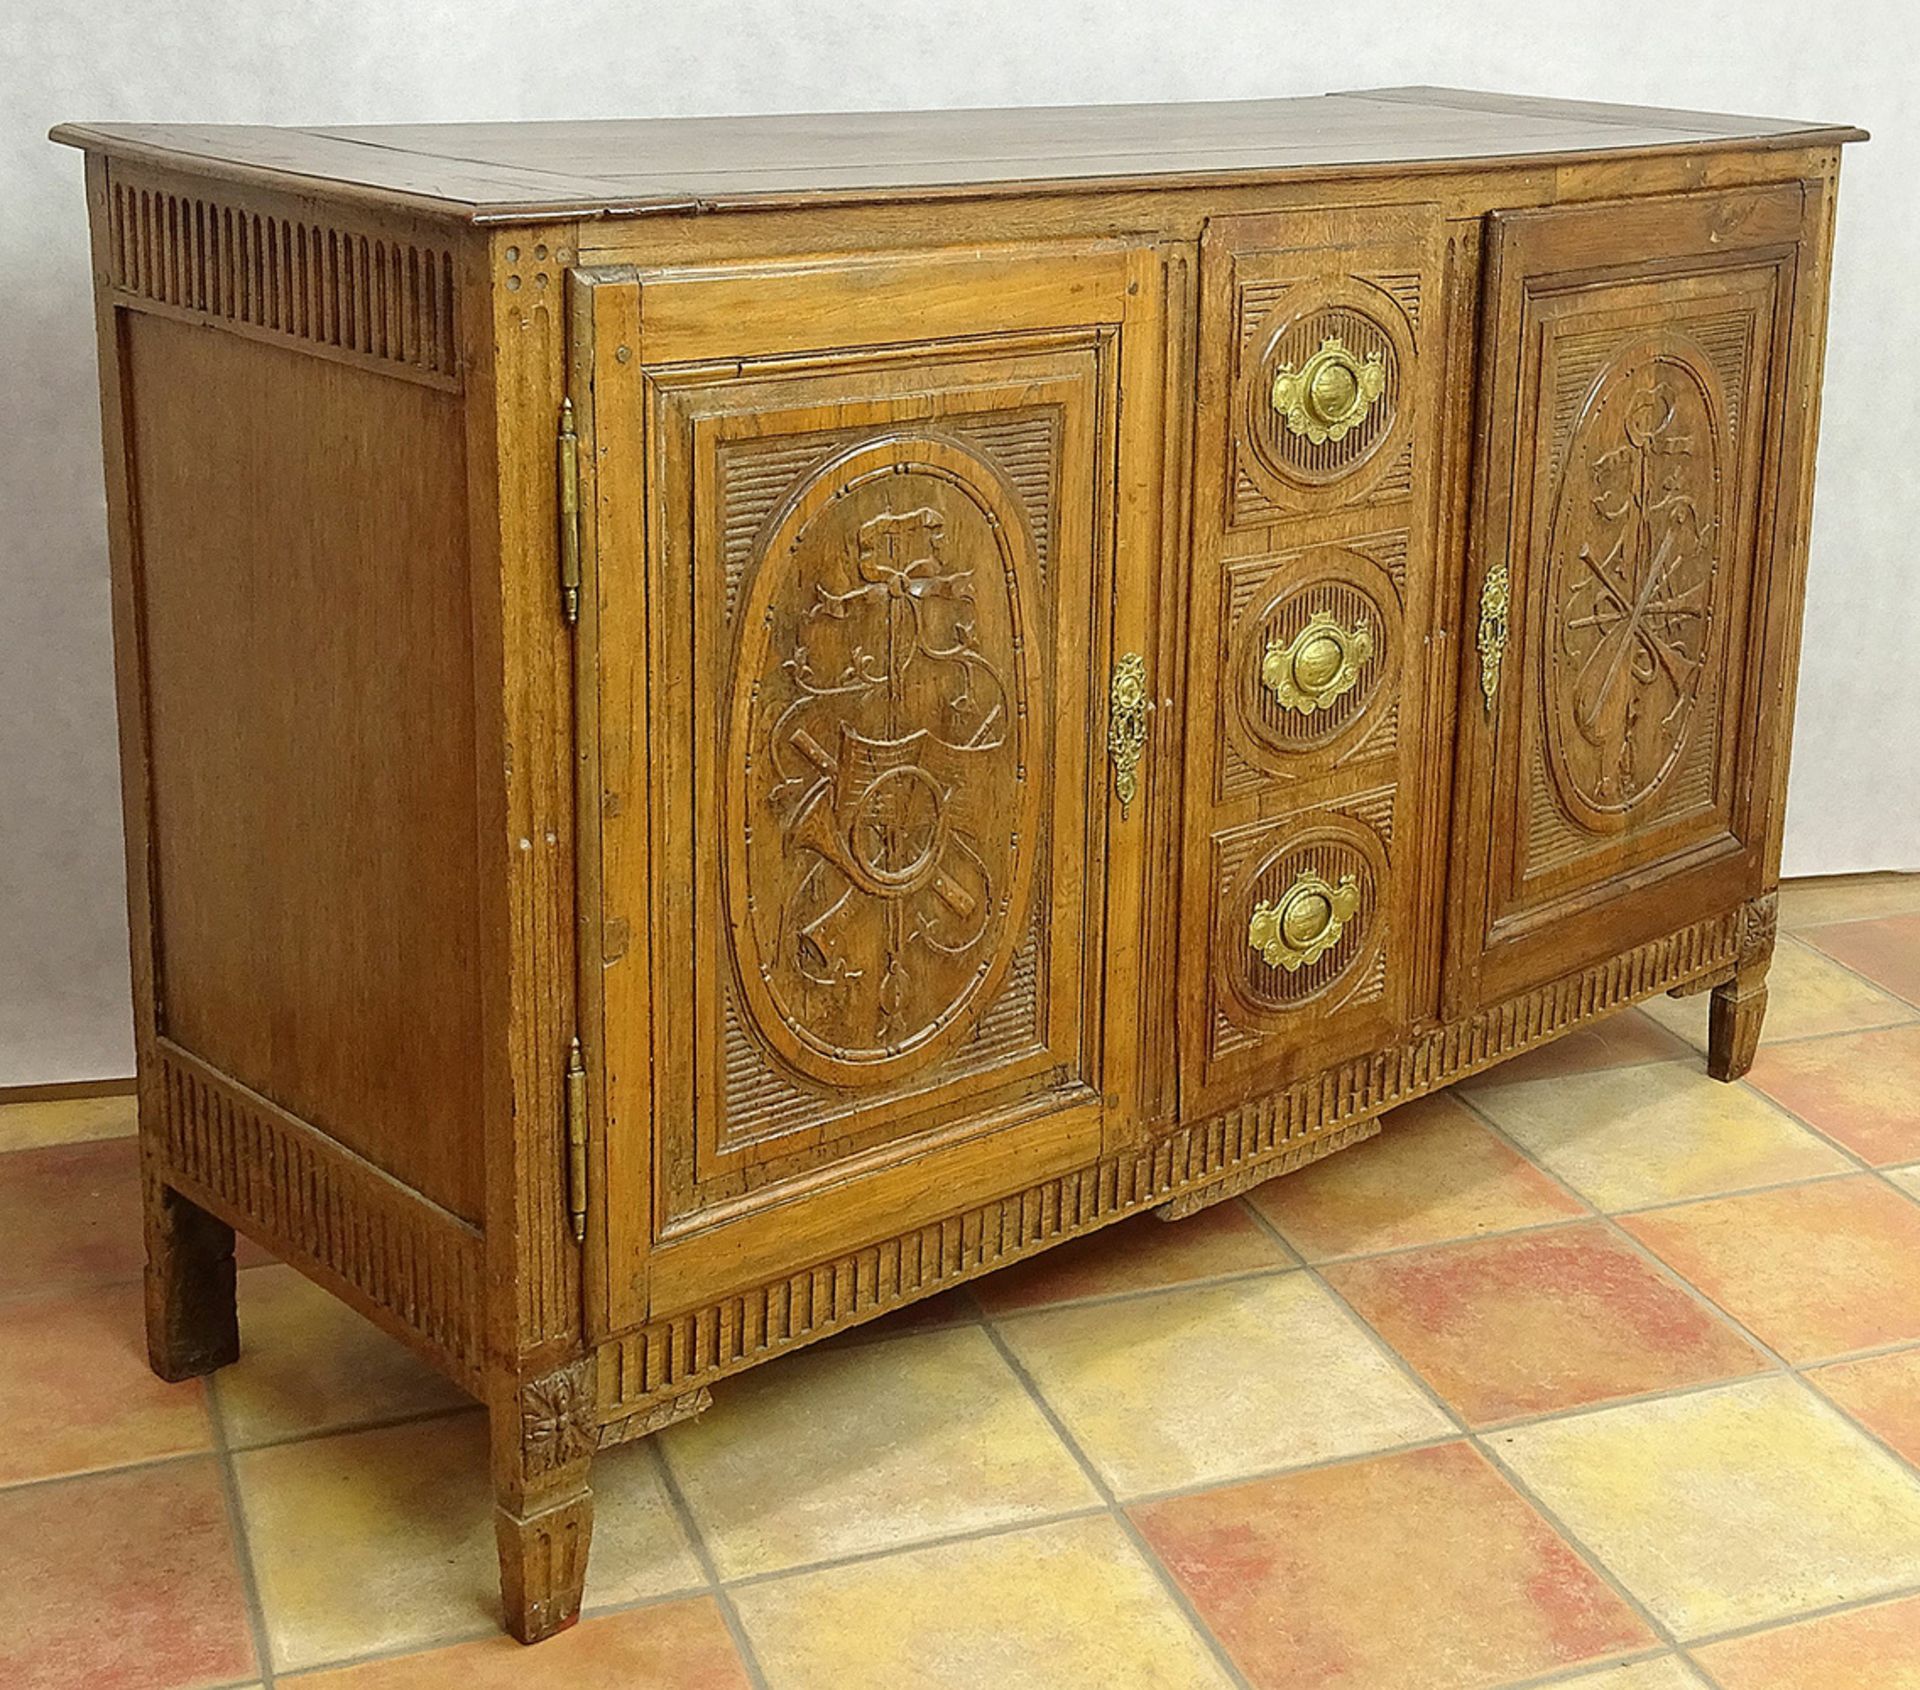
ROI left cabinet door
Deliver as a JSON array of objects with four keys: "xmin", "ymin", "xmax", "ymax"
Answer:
[{"xmin": 572, "ymin": 244, "xmax": 1168, "ymax": 1333}]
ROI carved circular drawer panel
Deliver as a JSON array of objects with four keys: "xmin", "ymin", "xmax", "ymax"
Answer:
[
  {"xmin": 1241, "ymin": 284, "xmax": 1415, "ymax": 513},
  {"xmin": 725, "ymin": 433, "xmax": 1044, "ymax": 1086},
  {"xmin": 1219, "ymin": 813, "xmax": 1388, "ymax": 1019},
  {"xmin": 1229, "ymin": 548, "xmax": 1403, "ymax": 770},
  {"xmin": 1544, "ymin": 332, "xmax": 1728, "ymax": 833}
]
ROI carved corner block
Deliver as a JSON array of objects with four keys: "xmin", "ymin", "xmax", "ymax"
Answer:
[
  {"xmin": 1737, "ymin": 888, "xmax": 1780, "ymax": 971},
  {"xmin": 519, "ymin": 1356, "xmax": 598, "ymax": 1483}
]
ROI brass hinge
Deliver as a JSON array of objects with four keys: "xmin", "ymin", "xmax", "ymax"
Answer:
[
  {"xmin": 557, "ymin": 398, "xmax": 582, "ymax": 627},
  {"xmin": 564, "ymin": 1034, "xmax": 588, "ymax": 1244}
]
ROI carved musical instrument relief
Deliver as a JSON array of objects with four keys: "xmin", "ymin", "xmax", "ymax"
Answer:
[
  {"xmin": 727, "ymin": 435, "xmax": 1043, "ymax": 1084},
  {"xmin": 1545, "ymin": 339, "xmax": 1724, "ymax": 828}
]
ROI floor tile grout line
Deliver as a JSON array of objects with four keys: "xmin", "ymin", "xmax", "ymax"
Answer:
[
  {"xmin": 1784, "ymin": 923, "xmax": 1920, "ymax": 1014},
  {"xmin": 205, "ymin": 1369, "xmax": 279, "ymax": 1689},
  {"xmin": 645, "ymin": 1429, "xmax": 775, "ymax": 1690},
  {"xmin": 712, "ymin": 1502, "xmax": 1114, "ymax": 1595},
  {"xmin": 1725, "ymin": 1061, "xmax": 1920, "ymax": 1228},
  {"xmin": 0, "ymin": 1255, "xmax": 273, "ymax": 1312},
  {"xmin": 1460, "ymin": 1043, "xmax": 1709, "ymax": 1093},
  {"xmin": 1470, "ymin": 1431, "xmax": 1687, "ymax": 1656},
  {"xmin": 1115, "ymin": 1428, "xmax": 1468, "ymax": 1510},
  {"xmin": 216, "ymin": 1398, "xmax": 486, "ymax": 1458},
  {"xmin": 1242, "ymin": 1188, "xmax": 1691, "ymax": 1659},
  {"xmin": 1456, "ymin": 1089, "xmax": 1812, "ymax": 1378},
  {"xmin": 974, "ymin": 1316, "xmax": 1256, "ymax": 1690},
  {"xmin": 0, "ymin": 1443, "xmax": 213, "ymax": 1498},
  {"xmin": 1271, "ymin": 1212, "xmax": 1595, "ymax": 1272},
  {"xmin": 1489, "ymin": 1646, "xmax": 1698, "ymax": 1689},
  {"xmin": 983, "ymin": 1259, "xmax": 1299, "ymax": 1322},
  {"xmin": 1677, "ymin": 1575, "xmax": 1920, "ymax": 1653},
  {"xmin": 268, "ymin": 1620, "xmax": 510, "ymax": 1682}
]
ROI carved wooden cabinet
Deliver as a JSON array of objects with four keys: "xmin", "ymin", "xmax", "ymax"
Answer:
[{"xmin": 57, "ymin": 88, "xmax": 1861, "ymax": 1641}]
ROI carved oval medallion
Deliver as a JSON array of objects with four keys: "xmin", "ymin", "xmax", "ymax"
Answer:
[
  {"xmin": 1242, "ymin": 282, "xmax": 1414, "ymax": 511},
  {"xmin": 1544, "ymin": 336, "xmax": 1725, "ymax": 831},
  {"xmin": 726, "ymin": 435, "xmax": 1044, "ymax": 1086},
  {"xmin": 1229, "ymin": 548, "xmax": 1402, "ymax": 769}
]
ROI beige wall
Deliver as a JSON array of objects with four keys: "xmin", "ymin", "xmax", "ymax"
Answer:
[{"xmin": 3, "ymin": 0, "xmax": 1915, "ymax": 1085}]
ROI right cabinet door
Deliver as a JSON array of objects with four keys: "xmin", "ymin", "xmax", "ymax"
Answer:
[{"xmin": 1453, "ymin": 184, "xmax": 1819, "ymax": 1008}]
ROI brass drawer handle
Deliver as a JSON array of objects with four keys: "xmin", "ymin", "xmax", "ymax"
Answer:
[
  {"xmin": 1261, "ymin": 612, "xmax": 1373, "ymax": 715},
  {"xmin": 1270, "ymin": 335, "xmax": 1387, "ymax": 443},
  {"xmin": 1108, "ymin": 652, "xmax": 1151, "ymax": 818},
  {"xmin": 1248, "ymin": 871, "xmax": 1361, "ymax": 973}
]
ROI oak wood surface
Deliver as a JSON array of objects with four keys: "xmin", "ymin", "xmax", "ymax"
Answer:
[
  {"xmin": 60, "ymin": 92, "xmax": 1861, "ymax": 1644},
  {"xmin": 53, "ymin": 88, "xmax": 1864, "ymax": 222},
  {"xmin": 120, "ymin": 312, "xmax": 487, "ymax": 1223}
]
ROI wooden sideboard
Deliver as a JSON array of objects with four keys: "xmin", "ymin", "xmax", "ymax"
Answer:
[{"xmin": 55, "ymin": 87, "xmax": 1864, "ymax": 1642}]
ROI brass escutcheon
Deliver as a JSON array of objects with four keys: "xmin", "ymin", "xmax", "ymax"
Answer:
[
  {"xmin": 1107, "ymin": 652, "xmax": 1150, "ymax": 818},
  {"xmin": 1248, "ymin": 870, "xmax": 1361, "ymax": 973},
  {"xmin": 1478, "ymin": 561, "xmax": 1511, "ymax": 714},
  {"xmin": 1270, "ymin": 335, "xmax": 1388, "ymax": 444},
  {"xmin": 1261, "ymin": 611, "xmax": 1374, "ymax": 715}
]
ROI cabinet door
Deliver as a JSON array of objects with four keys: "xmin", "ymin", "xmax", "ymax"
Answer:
[
  {"xmin": 572, "ymin": 245, "xmax": 1170, "ymax": 1332},
  {"xmin": 1179, "ymin": 206, "xmax": 1449, "ymax": 1117},
  {"xmin": 1451, "ymin": 186, "xmax": 1817, "ymax": 1008}
]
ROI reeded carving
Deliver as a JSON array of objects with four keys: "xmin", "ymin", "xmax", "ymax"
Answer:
[
  {"xmin": 106, "ymin": 174, "xmax": 461, "ymax": 387},
  {"xmin": 520, "ymin": 1359, "xmax": 597, "ymax": 1478},
  {"xmin": 154, "ymin": 1041, "xmax": 485, "ymax": 1389},
  {"xmin": 1546, "ymin": 340, "xmax": 1723, "ymax": 827},
  {"xmin": 728, "ymin": 435, "xmax": 1042, "ymax": 1085}
]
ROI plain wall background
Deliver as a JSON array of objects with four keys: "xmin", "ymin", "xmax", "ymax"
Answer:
[{"xmin": 4, "ymin": 1, "xmax": 1915, "ymax": 1086}]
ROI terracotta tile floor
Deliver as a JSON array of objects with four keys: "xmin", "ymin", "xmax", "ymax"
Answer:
[{"xmin": 5, "ymin": 873, "xmax": 1920, "ymax": 1688}]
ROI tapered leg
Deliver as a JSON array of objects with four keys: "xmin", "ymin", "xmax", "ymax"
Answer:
[
  {"xmin": 493, "ymin": 1358, "xmax": 596, "ymax": 1644},
  {"xmin": 1708, "ymin": 966, "xmax": 1769, "ymax": 1082},
  {"xmin": 1707, "ymin": 890, "xmax": 1778, "ymax": 1084},
  {"xmin": 143, "ymin": 1173, "xmax": 240, "ymax": 1382}
]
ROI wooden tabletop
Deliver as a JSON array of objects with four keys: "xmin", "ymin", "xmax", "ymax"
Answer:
[{"xmin": 52, "ymin": 86, "xmax": 1866, "ymax": 224}]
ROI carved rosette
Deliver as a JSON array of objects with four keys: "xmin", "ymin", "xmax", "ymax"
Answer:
[
  {"xmin": 1737, "ymin": 889, "xmax": 1780, "ymax": 971},
  {"xmin": 520, "ymin": 1358, "xmax": 597, "ymax": 1479},
  {"xmin": 727, "ymin": 434, "xmax": 1043, "ymax": 1087},
  {"xmin": 1544, "ymin": 336, "xmax": 1725, "ymax": 830}
]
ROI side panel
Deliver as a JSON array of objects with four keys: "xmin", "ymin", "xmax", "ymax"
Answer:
[
  {"xmin": 1453, "ymin": 185, "xmax": 1814, "ymax": 1007},
  {"xmin": 122, "ymin": 314, "xmax": 487, "ymax": 1223},
  {"xmin": 89, "ymin": 160, "xmax": 496, "ymax": 1389}
]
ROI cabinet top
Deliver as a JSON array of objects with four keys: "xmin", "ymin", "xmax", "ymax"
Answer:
[{"xmin": 53, "ymin": 86, "xmax": 1864, "ymax": 226}]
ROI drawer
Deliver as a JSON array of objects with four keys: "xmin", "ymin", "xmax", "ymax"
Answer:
[{"xmin": 1178, "ymin": 206, "xmax": 1449, "ymax": 1116}]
